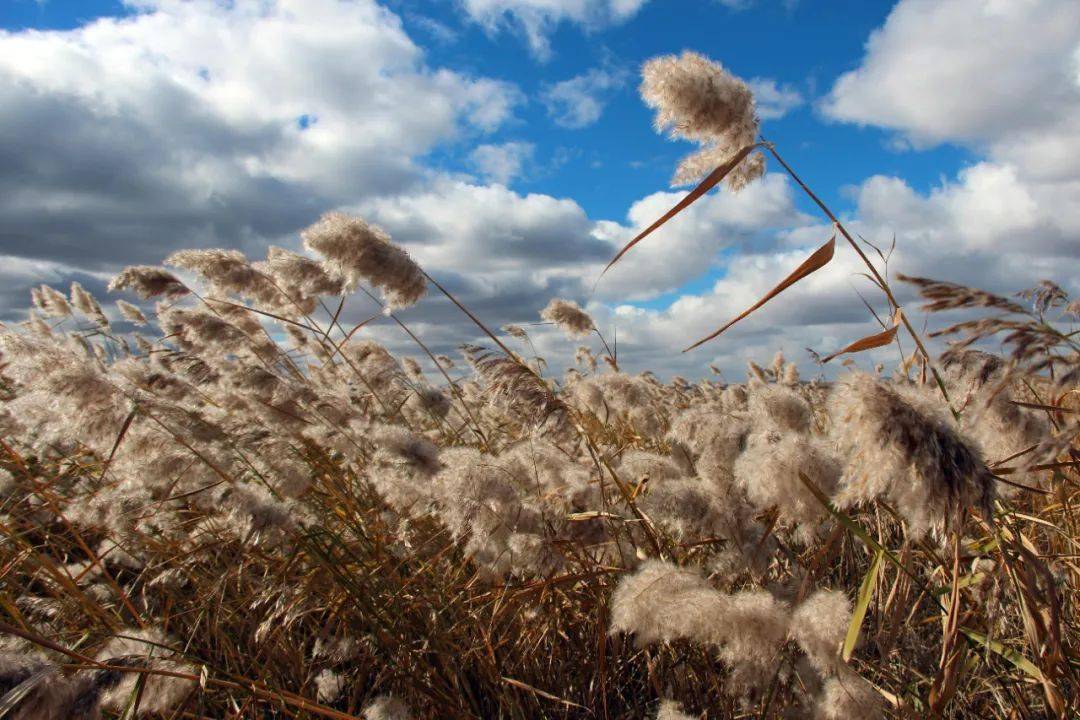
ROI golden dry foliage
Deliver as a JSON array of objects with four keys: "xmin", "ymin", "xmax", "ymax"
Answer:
[{"xmin": 0, "ymin": 51, "xmax": 1078, "ymax": 720}]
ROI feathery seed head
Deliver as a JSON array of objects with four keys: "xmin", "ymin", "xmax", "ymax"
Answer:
[
  {"xmin": 815, "ymin": 669, "xmax": 884, "ymax": 720},
  {"xmin": 609, "ymin": 560, "xmax": 727, "ymax": 647},
  {"xmin": 656, "ymin": 700, "xmax": 698, "ymax": 720},
  {"xmin": 362, "ymin": 695, "xmax": 413, "ymax": 720},
  {"xmin": 640, "ymin": 51, "xmax": 763, "ymax": 190},
  {"xmin": 734, "ymin": 433, "xmax": 841, "ymax": 542},
  {"xmin": 70, "ymin": 282, "xmax": 108, "ymax": 326},
  {"xmin": 34, "ymin": 284, "xmax": 72, "ymax": 318},
  {"xmin": 829, "ymin": 373, "xmax": 995, "ymax": 535},
  {"xmin": 540, "ymin": 298, "xmax": 595, "ymax": 338},
  {"xmin": 108, "ymin": 266, "xmax": 189, "ymax": 300},
  {"xmin": 315, "ymin": 669, "xmax": 345, "ymax": 703},
  {"xmin": 97, "ymin": 627, "xmax": 194, "ymax": 716},
  {"xmin": 790, "ymin": 589, "xmax": 851, "ymax": 674},
  {"xmin": 747, "ymin": 384, "xmax": 811, "ymax": 434},
  {"xmin": 301, "ymin": 212, "xmax": 426, "ymax": 309},
  {"xmin": 115, "ymin": 299, "xmax": 147, "ymax": 325},
  {"xmin": 502, "ymin": 324, "xmax": 528, "ymax": 340},
  {"xmin": 261, "ymin": 245, "xmax": 345, "ymax": 298}
]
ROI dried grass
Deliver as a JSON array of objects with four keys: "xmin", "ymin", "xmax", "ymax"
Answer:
[{"xmin": 0, "ymin": 50, "xmax": 1077, "ymax": 720}]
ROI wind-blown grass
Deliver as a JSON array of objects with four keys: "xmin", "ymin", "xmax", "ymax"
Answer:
[{"xmin": 0, "ymin": 51, "xmax": 1077, "ymax": 720}]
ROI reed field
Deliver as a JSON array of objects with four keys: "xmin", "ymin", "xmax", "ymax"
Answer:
[{"xmin": 0, "ymin": 51, "xmax": 1077, "ymax": 719}]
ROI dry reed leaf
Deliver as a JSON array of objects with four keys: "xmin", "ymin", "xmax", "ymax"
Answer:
[
  {"xmin": 501, "ymin": 677, "xmax": 586, "ymax": 709},
  {"xmin": 598, "ymin": 143, "xmax": 761, "ymax": 280},
  {"xmin": 100, "ymin": 406, "xmax": 138, "ymax": 480},
  {"xmin": 822, "ymin": 310, "xmax": 901, "ymax": 363},
  {"xmin": 683, "ymin": 234, "xmax": 835, "ymax": 352}
]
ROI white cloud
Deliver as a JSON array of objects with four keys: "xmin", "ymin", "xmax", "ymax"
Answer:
[
  {"xmin": 4, "ymin": 0, "xmax": 1079, "ymax": 382},
  {"xmin": 748, "ymin": 78, "xmax": 804, "ymax": 120},
  {"xmin": 680, "ymin": 0, "xmax": 1077, "ymax": 378},
  {"xmin": 856, "ymin": 164, "xmax": 1052, "ymax": 251},
  {"xmin": 541, "ymin": 65, "xmax": 628, "ymax": 128},
  {"xmin": 459, "ymin": 0, "xmax": 648, "ymax": 60},
  {"xmin": 0, "ymin": 0, "xmax": 522, "ymax": 272},
  {"xmin": 817, "ymin": 0, "xmax": 1080, "ymax": 272},
  {"xmin": 358, "ymin": 178, "xmax": 608, "ymax": 276},
  {"xmin": 408, "ymin": 13, "xmax": 461, "ymax": 44},
  {"xmin": 594, "ymin": 173, "xmax": 808, "ymax": 301},
  {"xmin": 468, "ymin": 142, "xmax": 536, "ymax": 184},
  {"xmin": 327, "ymin": 174, "xmax": 814, "ymax": 373},
  {"xmin": 311, "ymin": 170, "xmax": 823, "ymax": 379},
  {"xmin": 587, "ymin": 151, "xmax": 1080, "ymax": 378},
  {"xmin": 822, "ymin": 0, "xmax": 1080, "ymax": 180}
]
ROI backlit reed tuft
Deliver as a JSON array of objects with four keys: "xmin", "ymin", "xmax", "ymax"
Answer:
[
  {"xmin": 301, "ymin": 211, "xmax": 426, "ymax": 310},
  {"xmin": 640, "ymin": 51, "xmax": 764, "ymax": 190},
  {"xmin": 0, "ymin": 63, "xmax": 1076, "ymax": 718},
  {"xmin": 540, "ymin": 298, "xmax": 595, "ymax": 338},
  {"xmin": 829, "ymin": 373, "xmax": 995, "ymax": 535}
]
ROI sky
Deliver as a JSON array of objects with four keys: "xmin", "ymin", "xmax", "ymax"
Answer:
[{"xmin": 1, "ymin": 0, "xmax": 1078, "ymax": 379}]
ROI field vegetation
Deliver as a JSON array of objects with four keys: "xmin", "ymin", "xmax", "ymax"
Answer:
[{"xmin": 0, "ymin": 52, "xmax": 1077, "ymax": 719}]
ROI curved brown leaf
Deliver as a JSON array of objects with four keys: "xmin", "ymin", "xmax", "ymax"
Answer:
[
  {"xmin": 683, "ymin": 234, "xmax": 836, "ymax": 353},
  {"xmin": 598, "ymin": 143, "xmax": 761, "ymax": 280},
  {"xmin": 822, "ymin": 310, "xmax": 901, "ymax": 363}
]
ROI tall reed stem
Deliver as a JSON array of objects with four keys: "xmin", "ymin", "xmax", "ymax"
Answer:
[{"xmin": 762, "ymin": 140, "xmax": 955, "ymax": 414}]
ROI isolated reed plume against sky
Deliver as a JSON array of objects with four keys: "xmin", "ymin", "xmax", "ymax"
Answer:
[{"xmin": 1, "ymin": 0, "xmax": 1079, "ymax": 377}]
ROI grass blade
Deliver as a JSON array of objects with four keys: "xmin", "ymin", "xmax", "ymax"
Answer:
[
  {"xmin": 959, "ymin": 627, "xmax": 1044, "ymax": 681},
  {"xmin": 843, "ymin": 548, "xmax": 883, "ymax": 661},
  {"xmin": 797, "ymin": 472, "xmax": 931, "ymax": 597},
  {"xmin": 0, "ymin": 667, "xmax": 55, "ymax": 719},
  {"xmin": 598, "ymin": 143, "xmax": 760, "ymax": 280},
  {"xmin": 823, "ymin": 311, "xmax": 901, "ymax": 363},
  {"xmin": 684, "ymin": 235, "xmax": 835, "ymax": 352},
  {"xmin": 501, "ymin": 676, "xmax": 586, "ymax": 709},
  {"xmin": 100, "ymin": 406, "xmax": 138, "ymax": 480}
]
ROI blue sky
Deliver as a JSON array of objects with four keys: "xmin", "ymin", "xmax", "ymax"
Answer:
[
  {"xmin": 0, "ymin": 0, "xmax": 1076, "ymax": 377},
  {"xmin": 407, "ymin": 0, "xmax": 974, "ymax": 208},
  {"xmin": 1, "ymin": 0, "xmax": 972, "ymax": 216}
]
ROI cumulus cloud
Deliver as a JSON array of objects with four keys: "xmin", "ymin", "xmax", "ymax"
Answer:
[
  {"xmin": 468, "ymin": 142, "xmax": 536, "ymax": 184},
  {"xmin": 822, "ymin": 0, "xmax": 1080, "ymax": 179},
  {"xmin": 4, "ymin": 0, "xmax": 1080, "ymax": 383},
  {"xmin": 319, "ymin": 174, "xmax": 814, "ymax": 375},
  {"xmin": 0, "ymin": 0, "xmax": 521, "ymax": 274},
  {"xmin": 561, "ymin": 159, "xmax": 1080, "ymax": 379},
  {"xmin": 748, "ymin": 78, "xmax": 804, "ymax": 120},
  {"xmin": 520, "ymin": 8, "xmax": 1080, "ymax": 377},
  {"xmin": 459, "ymin": 0, "xmax": 649, "ymax": 60},
  {"xmin": 821, "ymin": 0, "xmax": 1080, "ymax": 263},
  {"xmin": 358, "ymin": 178, "xmax": 610, "ymax": 275},
  {"xmin": 807, "ymin": 0, "xmax": 1080, "ymax": 325},
  {"xmin": 542, "ymin": 65, "xmax": 629, "ymax": 128},
  {"xmin": 593, "ymin": 173, "xmax": 808, "ymax": 301}
]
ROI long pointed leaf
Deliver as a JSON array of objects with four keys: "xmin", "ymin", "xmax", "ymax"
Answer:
[
  {"xmin": 684, "ymin": 235, "xmax": 835, "ymax": 352},
  {"xmin": 799, "ymin": 473, "xmax": 1047, "ymax": 684},
  {"xmin": 843, "ymin": 549, "xmax": 883, "ymax": 661},
  {"xmin": 100, "ymin": 406, "xmax": 138, "ymax": 480},
  {"xmin": 797, "ymin": 472, "xmax": 932, "ymax": 598},
  {"xmin": 599, "ymin": 143, "xmax": 761, "ymax": 279},
  {"xmin": 959, "ymin": 627, "xmax": 1044, "ymax": 681}
]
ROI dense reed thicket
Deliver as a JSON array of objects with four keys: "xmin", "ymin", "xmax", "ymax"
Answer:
[{"xmin": 0, "ymin": 51, "xmax": 1077, "ymax": 720}]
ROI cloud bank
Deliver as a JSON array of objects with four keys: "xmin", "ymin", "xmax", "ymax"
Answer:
[{"xmin": 2, "ymin": 0, "xmax": 1078, "ymax": 381}]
